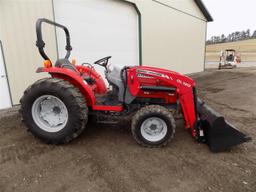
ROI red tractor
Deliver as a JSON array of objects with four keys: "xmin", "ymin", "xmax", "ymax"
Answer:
[{"xmin": 20, "ymin": 19, "xmax": 250, "ymax": 152}]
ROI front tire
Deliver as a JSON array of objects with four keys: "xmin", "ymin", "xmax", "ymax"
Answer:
[
  {"xmin": 131, "ymin": 105, "xmax": 176, "ymax": 147},
  {"xmin": 20, "ymin": 78, "xmax": 88, "ymax": 144}
]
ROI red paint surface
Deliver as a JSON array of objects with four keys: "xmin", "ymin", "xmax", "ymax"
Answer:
[{"xmin": 37, "ymin": 64, "xmax": 198, "ymax": 138}]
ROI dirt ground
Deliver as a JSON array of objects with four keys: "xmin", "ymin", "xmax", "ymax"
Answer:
[
  {"xmin": 205, "ymin": 61, "xmax": 256, "ymax": 69},
  {"xmin": 0, "ymin": 68, "xmax": 256, "ymax": 192}
]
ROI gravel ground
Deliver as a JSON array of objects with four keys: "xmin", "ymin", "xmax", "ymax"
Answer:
[{"xmin": 0, "ymin": 68, "xmax": 255, "ymax": 192}]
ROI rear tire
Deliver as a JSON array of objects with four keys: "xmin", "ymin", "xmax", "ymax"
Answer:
[
  {"xmin": 131, "ymin": 105, "xmax": 176, "ymax": 147},
  {"xmin": 20, "ymin": 78, "xmax": 88, "ymax": 144}
]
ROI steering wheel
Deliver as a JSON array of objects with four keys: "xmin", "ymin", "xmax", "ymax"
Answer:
[{"xmin": 94, "ymin": 56, "xmax": 112, "ymax": 68}]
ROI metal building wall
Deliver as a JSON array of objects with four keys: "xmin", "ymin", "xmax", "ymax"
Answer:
[
  {"xmin": 0, "ymin": 0, "xmax": 207, "ymax": 105},
  {"xmin": 0, "ymin": 0, "xmax": 57, "ymax": 105},
  {"xmin": 127, "ymin": 0, "xmax": 207, "ymax": 74}
]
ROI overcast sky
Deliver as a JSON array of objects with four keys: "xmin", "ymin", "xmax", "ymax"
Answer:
[{"xmin": 202, "ymin": 0, "xmax": 256, "ymax": 39}]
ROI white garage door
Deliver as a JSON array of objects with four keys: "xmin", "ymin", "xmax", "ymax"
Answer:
[
  {"xmin": 0, "ymin": 42, "xmax": 11, "ymax": 109},
  {"xmin": 53, "ymin": 0, "xmax": 140, "ymax": 80}
]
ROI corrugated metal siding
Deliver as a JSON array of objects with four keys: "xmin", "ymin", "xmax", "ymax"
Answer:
[
  {"xmin": 152, "ymin": 0, "xmax": 206, "ymax": 21},
  {"xmin": 0, "ymin": 0, "xmax": 57, "ymax": 104},
  {"xmin": 0, "ymin": 0, "xmax": 207, "ymax": 105},
  {"xmin": 126, "ymin": 0, "xmax": 207, "ymax": 74}
]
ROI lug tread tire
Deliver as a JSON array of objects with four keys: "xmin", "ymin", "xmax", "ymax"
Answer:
[
  {"xmin": 131, "ymin": 105, "xmax": 176, "ymax": 148},
  {"xmin": 20, "ymin": 78, "xmax": 88, "ymax": 144}
]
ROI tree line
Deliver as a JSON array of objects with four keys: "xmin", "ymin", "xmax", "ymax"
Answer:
[{"xmin": 206, "ymin": 29, "xmax": 256, "ymax": 45}]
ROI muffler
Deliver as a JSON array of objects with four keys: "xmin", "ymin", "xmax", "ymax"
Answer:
[{"xmin": 197, "ymin": 99, "xmax": 251, "ymax": 152}]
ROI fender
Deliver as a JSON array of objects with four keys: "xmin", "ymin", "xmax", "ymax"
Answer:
[{"xmin": 36, "ymin": 67, "xmax": 96, "ymax": 106}]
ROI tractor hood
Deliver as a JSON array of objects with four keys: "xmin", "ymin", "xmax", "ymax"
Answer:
[{"xmin": 134, "ymin": 66, "xmax": 196, "ymax": 88}]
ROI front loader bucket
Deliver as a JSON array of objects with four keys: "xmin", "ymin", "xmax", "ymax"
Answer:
[{"xmin": 197, "ymin": 99, "xmax": 251, "ymax": 152}]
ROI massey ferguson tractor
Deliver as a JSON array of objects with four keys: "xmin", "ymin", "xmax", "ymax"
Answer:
[{"xmin": 20, "ymin": 19, "xmax": 251, "ymax": 152}]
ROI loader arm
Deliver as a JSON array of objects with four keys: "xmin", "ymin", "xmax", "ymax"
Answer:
[{"xmin": 128, "ymin": 66, "xmax": 251, "ymax": 152}]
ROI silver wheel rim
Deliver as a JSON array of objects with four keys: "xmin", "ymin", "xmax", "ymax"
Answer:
[
  {"xmin": 32, "ymin": 95, "xmax": 68, "ymax": 133},
  {"xmin": 140, "ymin": 117, "xmax": 168, "ymax": 142}
]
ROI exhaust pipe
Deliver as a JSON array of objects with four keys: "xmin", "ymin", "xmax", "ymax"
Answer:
[{"xmin": 197, "ymin": 99, "xmax": 251, "ymax": 152}]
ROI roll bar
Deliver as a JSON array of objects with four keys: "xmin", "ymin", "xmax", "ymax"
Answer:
[{"xmin": 36, "ymin": 18, "xmax": 72, "ymax": 61}]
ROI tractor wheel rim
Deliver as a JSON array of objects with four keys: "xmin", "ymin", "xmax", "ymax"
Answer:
[
  {"xmin": 140, "ymin": 117, "xmax": 167, "ymax": 142},
  {"xmin": 32, "ymin": 95, "xmax": 68, "ymax": 133}
]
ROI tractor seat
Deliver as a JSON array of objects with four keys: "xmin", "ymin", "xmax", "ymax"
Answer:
[{"xmin": 55, "ymin": 58, "xmax": 79, "ymax": 73}]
